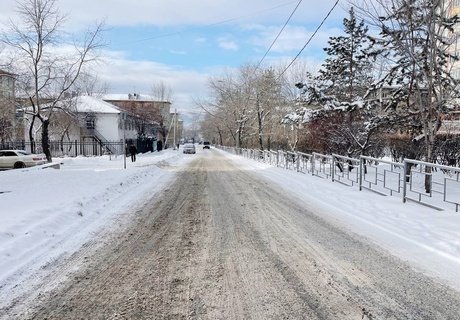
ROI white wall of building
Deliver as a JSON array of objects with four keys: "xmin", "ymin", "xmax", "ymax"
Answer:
[{"xmin": 96, "ymin": 113, "xmax": 121, "ymax": 141}]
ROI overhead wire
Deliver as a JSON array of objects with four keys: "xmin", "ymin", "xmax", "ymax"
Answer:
[
  {"xmin": 124, "ymin": 0, "xmax": 300, "ymax": 44},
  {"xmin": 255, "ymin": 0, "xmax": 303, "ymax": 70},
  {"xmin": 277, "ymin": 0, "xmax": 340, "ymax": 79},
  {"xmin": 234, "ymin": 0, "xmax": 303, "ymax": 119}
]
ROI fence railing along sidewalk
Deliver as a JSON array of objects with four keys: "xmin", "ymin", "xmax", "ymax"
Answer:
[
  {"xmin": 1, "ymin": 140, "xmax": 125, "ymax": 158},
  {"xmin": 217, "ymin": 145, "xmax": 460, "ymax": 212}
]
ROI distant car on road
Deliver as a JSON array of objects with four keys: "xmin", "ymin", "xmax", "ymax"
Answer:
[
  {"xmin": 203, "ymin": 141, "xmax": 211, "ymax": 149},
  {"xmin": 182, "ymin": 143, "xmax": 196, "ymax": 154},
  {"xmin": 0, "ymin": 150, "xmax": 47, "ymax": 169}
]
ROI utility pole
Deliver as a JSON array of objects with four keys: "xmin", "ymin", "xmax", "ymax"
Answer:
[
  {"xmin": 173, "ymin": 109, "xmax": 177, "ymax": 150},
  {"xmin": 122, "ymin": 112, "xmax": 126, "ymax": 169}
]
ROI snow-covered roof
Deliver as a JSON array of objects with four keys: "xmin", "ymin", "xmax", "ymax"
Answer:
[
  {"xmin": 102, "ymin": 93, "xmax": 170, "ymax": 103},
  {"xmin": 73, "ymin": 96, "xmax": 120, "ymax": 114},
  {"xmin": 103, "ymin": 93, "xmax": 153, "ymax": 101},
  {"xmin": 19, "ymin": 95, "xmax": 120, "ymax": 114}
]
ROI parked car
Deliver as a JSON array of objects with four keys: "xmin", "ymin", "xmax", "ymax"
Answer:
[
  {"xmin": 0, "ymin": 150, "xmax": 47, "ymax": 169},
  {"xmin": 182, "ymin": 143, "xmax": 196, "ymax": 154},
  {"xmin": 203, "ymin": 141, "xmax": 211, "ymax": 149}
]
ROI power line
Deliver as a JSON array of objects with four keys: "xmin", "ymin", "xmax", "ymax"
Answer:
[
  {"xmin": 256, "ymin": 0, "xmax": 303, "ymax": 70},
  {"xmin": 278, "ymin": 0, "xmax": 340, "ymax": 79},
  {"xmin": 125, "ymin": 1, "xmax": 299, "ymax": 44}
]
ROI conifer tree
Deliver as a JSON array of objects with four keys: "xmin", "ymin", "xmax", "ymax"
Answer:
[
  {"xmin": 318, "ymin": 7, "xmax": 373, "ymax": 102},
  {"xmin": 294, "ymin": 7, "xmax": 380, "ymax": 157}
]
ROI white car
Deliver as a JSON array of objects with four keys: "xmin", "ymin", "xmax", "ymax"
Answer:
[
  {"xmin": 0, "ymin": 150, "xmax": 47, "ymax": 169},
  {"xmin": 182, "ymin": 143, "xmax": 196, "ymax": 154}
]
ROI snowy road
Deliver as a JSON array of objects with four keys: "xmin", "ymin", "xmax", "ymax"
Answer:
[{"xmin": 3, "ymin": 150, "xmax": 460, "ymax": 319}]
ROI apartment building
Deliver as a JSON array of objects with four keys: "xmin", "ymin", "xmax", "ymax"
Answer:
[{"xmin": 103, "ymin": 93, "xmax": 182, "ymax": 147}]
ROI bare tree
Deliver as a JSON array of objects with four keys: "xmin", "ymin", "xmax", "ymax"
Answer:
[
  {"xmin": 207, "ymin": 69, "xmax": 252, "ymax": 148},
  {"xmin": 1, "ymin": 0, "xmax": 104, "ymax": 161},
  {"xmin": 150, "ymin": 80, "xmax": 174, "ymax": 144},
  {"xmin": 75, "ymin": 72, "xmax": 109, "ymax": 97},
  {"xmin": 151, "ymin": 80, "xmax": 173, "ymax": 102},
  {"xmin": 204, "ymin": 63, "xmax": 303, "ymax": 150},
  {"xmin": 245, "ymin": 66, "xmax": 287, "ymax": 151},
  {"xmin": 277, "ymin": 61, "xmax": 318, "ymax": 152},
  {"xmin": 196, "ymin": 99, "xmax": 226, "ymax": 145}
]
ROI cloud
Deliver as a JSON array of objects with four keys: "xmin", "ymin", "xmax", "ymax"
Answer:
[
  {"xmin": 1, "ymin": 0, "xmax": 346, "ymax": 31},
  {"xmin": 95, "ymin": 52, "xmax": 210, "ymax": 116},
  {"xmin": 170, "ymin": 50, "xmax": 187, "ymax": 55},
  {"xmin": 248, "ymin": 24, "xmax": 343, "ymax": 55},
  {"xmin": 195, "ymin": 37, "xmax": 207, "ymax": 43},
  {"xmin": 218, "ymin": 38, "xmax": 239, "ymax": 51}
]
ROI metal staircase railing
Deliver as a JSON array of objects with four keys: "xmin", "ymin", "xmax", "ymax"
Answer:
[{"xmin": 83, "ymin": 127, "xmax": 119, "ymax": 155}]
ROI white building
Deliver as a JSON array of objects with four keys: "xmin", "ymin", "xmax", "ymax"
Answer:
[
  {"xmin": 20, "ymin": 95, "xmax": 139, "ymax": 156},
  {"xmin": 47, "ymin": 96, "xmax": 137, "ymax": 143}
]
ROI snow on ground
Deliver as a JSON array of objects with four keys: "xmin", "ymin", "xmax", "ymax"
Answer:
[
  {"xmin": 1, "ymin": 146, "xmax": 460, "ymax": 307},
  {"xmin": 0, "ymin": 149, "xmax": 194, "ymax": 302}
]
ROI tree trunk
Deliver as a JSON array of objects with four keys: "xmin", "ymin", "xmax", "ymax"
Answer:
[
  {"xmin": 217, "ymin": 126, "xmax": 223, "ymax": 146},
  {"xmin": 424, "ymin": 135, "xmax": 434, "ymax": 193},
  {"xmin": 405, "ymin": 163, "xmax": 414, "ymax": 183},
  {"xmin": 362, "ymin": 157, "xmax": 368, "ymax": 175},
  {"xmin": 29, "ymin": 115, "xmax": 36, "ymax": 154},
  {"xmin": 424, "ymin": 165, "xmax": 432, "ymax": 194},
  {"xmin": 258, "ymin": 111, "xmax": 263, "ymax": 151},
  {"xmin": 256, "ymin": 97, "xmax": 264, "ymax": 151},
  {"xmin": 237, "ymin": 126, "xmax": 242, "ymax": 149},
  {"xmin": 42, "ymin": 118, "xmax": 52, "ymax": 162}
]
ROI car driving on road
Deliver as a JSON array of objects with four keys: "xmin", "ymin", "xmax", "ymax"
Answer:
[
  {"xmin": 203, "ymin": 141, "xmax": 211, "ymax": 149},
  {"xmin": 0, "ymin": 150, "xmax": 47, "ymax": 169},
  {"xmin": 182, "ymin": 143, "xmax": 196, "ymax": 154}
]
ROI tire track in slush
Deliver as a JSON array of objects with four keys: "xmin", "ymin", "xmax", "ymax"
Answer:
[{"xmin": 19, "ymin": 158, "xmax": 209, "ymax": 319}]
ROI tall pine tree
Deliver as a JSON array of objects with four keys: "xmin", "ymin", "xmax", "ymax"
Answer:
[
  {"xmin": 317, "ymin": 7, "xmax": 374, "ymax": 102},
  {"xmin": 295, "ymin": 7, "xmax": 380, "ymax": 157}
]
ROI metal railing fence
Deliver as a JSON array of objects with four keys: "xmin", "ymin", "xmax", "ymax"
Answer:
[
  {"xmin": 360, "ymin": 156, "xmax": 404, "ymax": 197},
  {"xmin": 403, "ymin": 159, "xmax": 460, "ymax": 212},
  {"xmin": 297, "ymin": 152, "xmax": 313, "ymax": 174},
  {"xmin": 1, "ymin": 140, "xmax": 124, "ymax": 158},
  {"xmin": 331, "ymin": 154, "xmax": 360, "ymax": 187},
  {"xmin": 216, "ymin": 145, "xmax": 460, "ymax": 212},
  {"xmin": 312, "ymin": 152, "xmax": 332, "ymax": 180}
]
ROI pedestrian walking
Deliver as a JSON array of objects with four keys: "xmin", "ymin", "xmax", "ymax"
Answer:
[{"xmin": 128, "ymin": 144, "xmax": 137, "ymax": 162}]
